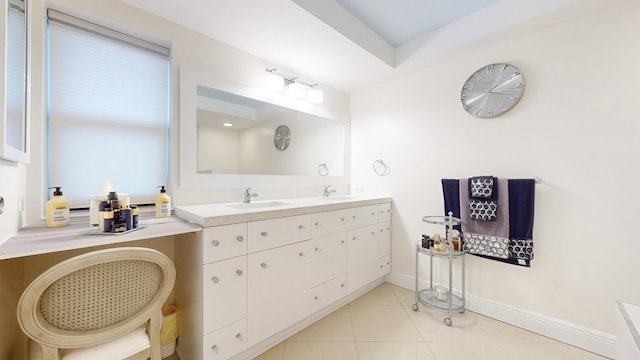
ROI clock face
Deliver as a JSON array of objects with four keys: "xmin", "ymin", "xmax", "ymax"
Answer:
[
  {"xmin": 460, "ymin": 63, "xmax": 525, "ymax": 118},
  {"xmin": 273, "ymin": 125, "xmax": 291, "ymax": 151}
]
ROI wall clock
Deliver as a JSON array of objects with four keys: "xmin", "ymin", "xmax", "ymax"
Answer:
[
  {"xmin": 273, "ymin": 125, "xmax": 291, "ymax": 151},
  {"xmin": 460, "ymin": 63, "xmax": 525, "ymax": 118}
]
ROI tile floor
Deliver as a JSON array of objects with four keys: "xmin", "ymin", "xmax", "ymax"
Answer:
[{"xmin": 252, "ymin": 282, "xmax": 610, "ymax": 360}]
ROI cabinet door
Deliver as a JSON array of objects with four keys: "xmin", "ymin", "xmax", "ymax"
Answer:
[
  {"xmin": 248, "ymin": 215, "xmax": 311, "ymax": 253},
  {"xmin": 203, "ymin": 318, "xmax": 247, "ymax": 360},
  {"xmin": 346, "ymin": 224, "xmax": 379, "ymax": 293},
  {"xmin": 378, "ymin": 255, "xmax": 391, "ymax": 277},
  {"xmin": 203, "ymin": 256, "xmax": 247, "ymax": 334},
  {"xmin": 203, "ymin": 223, "xmax": 247, "ymax": 264},
  {"xmin": 248, "ymin": 241, "xmax": 310, "ymax": 346},
  {"xmin": 309, "ymin": 232, "xmax": 346, "ymax": 287},
  {"xmin": 376, "ymin": 221, "xmax": 391, "ymax": 258}
]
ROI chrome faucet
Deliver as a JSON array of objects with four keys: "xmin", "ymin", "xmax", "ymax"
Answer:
[
  {"xmin": 323, "ymin": 185, "xmax": 336, "ymax": 198},
  {"xmin": 243, "ymin": 188, "xmax": 258, "ymax": 203}
]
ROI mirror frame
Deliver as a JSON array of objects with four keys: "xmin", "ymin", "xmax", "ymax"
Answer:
[
  {"xmin": 0, "ymin": 0, "xmax": 30, "ymax": 163},
  {"xmin": 179, "ymin": 66, "xmax": 350, "ymax": 188}
]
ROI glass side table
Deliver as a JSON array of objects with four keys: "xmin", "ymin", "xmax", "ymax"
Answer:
[{"xmin": 413, "ymin": 213, "xmax": 465, "ymax": 326}]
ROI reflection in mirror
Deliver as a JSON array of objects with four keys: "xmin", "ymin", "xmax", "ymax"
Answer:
[
  {"xmin": 1, "ymin": 0, "xmax": 29, "ymax": 162},
  {"xmin": 196, "ymin": 85, "xmax": 345, "ymax": 177}
]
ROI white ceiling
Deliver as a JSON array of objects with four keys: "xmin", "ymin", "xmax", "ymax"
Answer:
[{"xmin": 123, "ymin": 0, "xmax": 622, "ymax": 93}]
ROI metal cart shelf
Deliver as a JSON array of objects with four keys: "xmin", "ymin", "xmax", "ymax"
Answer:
[{"xmin": 413, "ymin": 213, "xmax": 465, "ymax": 326}]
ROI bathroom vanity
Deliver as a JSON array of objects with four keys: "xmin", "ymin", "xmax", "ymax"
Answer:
[{"xmin": 174, "ymin": 195, "xmax": 391, "ymax": 360}]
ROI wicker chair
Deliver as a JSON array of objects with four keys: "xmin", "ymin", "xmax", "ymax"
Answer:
[{"xmin": 17, "ymin": 247, "xmax": 176, "ymax": 360}]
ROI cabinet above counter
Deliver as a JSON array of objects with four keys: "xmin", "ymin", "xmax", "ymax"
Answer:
[{"xmin": 175, "ymin": 195, "xmax": 392, "ymax": 227}]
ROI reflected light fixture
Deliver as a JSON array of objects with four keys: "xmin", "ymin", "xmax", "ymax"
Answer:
[
  {"xmin": 265, "ymin": 68, "xmax": 324, "ymax": 103},
  {"xmin": 223, "ymin": 122, "xmax": 233, "ymax": 127}
]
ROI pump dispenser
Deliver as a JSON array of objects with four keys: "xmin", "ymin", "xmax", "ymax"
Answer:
[
  {"xmin": 155, "ymin": 186, "xmax": 171, "ymax": 218},
  {"xmin": 46, "ymin": 186, "xmax": 70, "ymax": 228}
]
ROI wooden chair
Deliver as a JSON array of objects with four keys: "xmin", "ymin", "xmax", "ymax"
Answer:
[{"xmin": 17, "ymin": 247, "xmax": 176, "ymax": 360}]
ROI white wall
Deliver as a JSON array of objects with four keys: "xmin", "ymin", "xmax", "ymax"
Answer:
[
  {"xmin": 351, "ymin": 0, "xmax": 640, "ymax": 342},
  {"xmin": 20, "ymin": 0, "xmax": 350, "ymax": 225}
]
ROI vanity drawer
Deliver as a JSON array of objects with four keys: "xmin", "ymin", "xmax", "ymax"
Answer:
[
  {"xmin": 203, "ymin": 256, "xmax": 247, "ymax": 334},
  {"xmin": 312, "ymin": 209, "xmax": 350, "ymax": 237},
  {"xmin": 203, "ymin": 223, "xmax": 247, "ymax": 264},
  {"xmin": 310, "ymin": 275, "xmax": 347, "ymax": 313},
  {"xmin": 248, "ymin": 215, "xmax": 311, "ymax": 253},
  {"xmin": 203, "ymin": 318, "xmax": 247, "ymax": 360},
  {"xmin": 351, "ymin": 205, "xmax": 379, "ymax": 228},
  {"xmin": 379, "ymin": 203, "xmax": 392, "ymax": 222}
]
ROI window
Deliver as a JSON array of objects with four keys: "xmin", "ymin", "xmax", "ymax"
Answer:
[{"xmin": 47, "ymin": 9, "xmax": 170, "ymax": 208}]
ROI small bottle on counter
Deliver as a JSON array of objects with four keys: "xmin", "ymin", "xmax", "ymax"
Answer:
[
  {"xmin": 155, "ymin": 186, "xmax": 171, "ymax": 218},
  {"xmin": 46, "ymin": 187, "xmax": 70, "ymax": 228}
]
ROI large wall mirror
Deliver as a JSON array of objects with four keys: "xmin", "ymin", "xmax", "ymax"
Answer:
[
  {"xmin": 180, "ymin": 66, "xmax": 350, "ymax": 188},
  {"xmin": 1, "ymin": 0, "xmax": 29, "ymax": 163}
]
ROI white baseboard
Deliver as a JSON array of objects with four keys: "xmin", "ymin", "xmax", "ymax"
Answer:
[{"xmin": 385, "ymin": 271, "xmax": 615, "ymax": 359}]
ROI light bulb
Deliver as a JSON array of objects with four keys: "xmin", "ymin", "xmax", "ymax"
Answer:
[
  {"xmin": 288, "ymin": 82, "xmax": 306, "ymax": 99},
  {"xmin": 265, "ymin": 72, "xmax": 284, "ymax": 92},
  {"xmin": 307, "ymin": 88, "xmax": 324, "ymax": 104}
]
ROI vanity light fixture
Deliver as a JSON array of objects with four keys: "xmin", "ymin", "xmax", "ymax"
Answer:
[
  {"xmin": 265, "ymin": 68, "xmax": 285, "ymax": 92},
  {"xmin": 265, "ymin": 68, "xmax": 324, "ymax": 104},
  {"xmin": 223, "ymin": 122, "xmax": 233, "ymax": 127}
]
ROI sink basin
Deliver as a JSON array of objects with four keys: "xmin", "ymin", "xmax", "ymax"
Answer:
[{"xmin": 227, "ymin": 201, "xmax": 291, "ymax": 209}]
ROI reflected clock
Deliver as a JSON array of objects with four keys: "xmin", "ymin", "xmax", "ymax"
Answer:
[
  {"xmin": 460, "ymin": 63, "xmax": 525, "ymax": 118},
  {"xmin": 273, "ymin": 125, "xmax": 291, "ymax": 151}
]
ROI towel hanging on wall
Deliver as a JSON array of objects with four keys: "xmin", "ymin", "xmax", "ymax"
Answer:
[{"xmin": 442, "ymin": 177, "xmax": 536, "ymax": 267}]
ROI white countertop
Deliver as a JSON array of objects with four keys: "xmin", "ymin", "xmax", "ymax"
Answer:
[
  {"xmin": 175, "ymin": 194, "xmax": 392, "ymax": 227},
  {"xmin": 0, "ymin": 216, "xmax": 202, "ymax": 260},
  {"xmin": 0, "ymin": 195, "xmax": 392, "ymax": 260}
]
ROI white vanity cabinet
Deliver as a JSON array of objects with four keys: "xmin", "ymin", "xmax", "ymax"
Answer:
[
  {"xmin": 248, "ymin": 240, "xmax": 310, "ymax": 346},
  {"xmin": 175, "ymin": 198, "xmax": 391, "ymax": 360}
]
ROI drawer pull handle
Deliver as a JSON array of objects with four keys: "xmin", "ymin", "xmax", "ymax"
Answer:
[
  {"xmin": 299, "ymin": 252, "xmax": 305, "ymax": 257},
  {"xmin": 341, "ymin": 240, "xmax": 345, "ymax": 244},
  {"xmin": 261, "ymin": 231, "xmax": 268, "ymax": 237},
  {"xmin": 341, "ymin": 283, "xmax": 345, "ymax": 287},
  {"xmin": 353, "ymin": 215, "xmax": 357, "ymax": 220},
  {"xmin": 315, "ymin": 247, "xmax": 320, "ymax": 252},
  {"xmin": 236, "ymin": 333, "xmax": 243, "ymax": 341},
  {"xmin": 298, "ymin": 225, "xmax": 304, "ymax": 229},
  {"xmin": 380, "ymin": 265, "xmax": 384, "ymax": 268},
  {"xmin": 211, "ymin": 345, "xmax": 219, "ymax": 353},
  {"xmin": 211, "ymin": 240, "xmax": 220, "ymax": 247},
  {"xmin": 236, "ymin": 235, "xmax": 244, "ymax": 242},
  {"xmin": 315, "ymin": 222, "xmax": 320, "ymax": 226},
  {"xmin": 341, "ymin": 217, "xmax": 345, "ymax": 222},
  {"xmin": 372, "ymin": 212, "xmax": 375, "ymax": 215},
  {"xmin": 236, "ymin": 269, "xmax": 243, "ymax": 276},
  {"xmin": 261, "ymin": 262, "xmax": 268, "ymax": 269},
  {"xmin": 314, "ymin": 296, "xmax": 319, "ymax": 300},
  {"xmin": 211, "ymin": 276, "xmax": 220, "ymax": 284},
  {"xmin": 380, "ymin": 229, "xmax": 384, "ymax": 233}
]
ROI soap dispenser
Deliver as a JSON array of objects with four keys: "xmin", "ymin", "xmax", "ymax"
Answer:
[
  {"xmin": 46, "ymin": 186, "xmax": 70, "ymax": 228},
  {"xmin": 155, "ymin": 185, "xmax": 171, "ymax": 218}
]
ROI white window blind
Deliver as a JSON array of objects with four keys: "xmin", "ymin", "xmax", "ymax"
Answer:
[{"xmin": 47, "ymin": 9, "xmax": 170, "ymax": 208}]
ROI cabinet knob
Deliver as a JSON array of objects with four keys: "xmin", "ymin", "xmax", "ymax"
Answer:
[
  {"xmin": 353, "ymin": 215, "xmax": 357, "ymax": 220},
  {"xmin": 380, "ymin": 229, "xmax": 384, "ymax": 233},
  {"xmin": 315, "ymin": 222, "xmax": 320, "ymax": 226},
  {"xmin": 236, "ymin": 333, "xmax": 243, "ymax": 341},
  {"xmin": 341, "ymin": 217, "xmax": 345, "ymax": 222},
  {"xmin": 341, "ymin": 240, "xmax": 345, "ymax": 244},
  {"xmin": 341, "ymin": 283, "xmax": 345, "ymax": 288},
  {"xmin": 236, "ymin": 269, "xmax": 243, "ymax": 276},
  {"xmin": 260, "ymin": 231, "xmax": 268, "ymax": 237},
  {"xmin": 315, "ymin": 247, "xmax": 320, "ymax": 252},
  {"xmin": 314, "ymin": 296, "xmax": 319, "ymax": 300},
  {"xmin": 261, "ymin": 262, "xmax": 268, "ymax": 269},
  {"xmin": 298, "ymin": 225, "xmax": 305, "ymax": 230},
  {"xmin": 236, "ymin": 235, "xmax": 244, "ymax": 242},
  {"xmin": 380, "ymin": 265, "xmax": 383, "ymax": 268},
  {"xmin": 352, "ymin": 237, "xmax": 356, "ymax": 241},
  {"xmin": 211, "ymin": 276, "xmax": 220, "ymax": 284},
  {"xmin": 211, "ymin": 240, "xmax": 220, "ymax": 247},
  {"xmin": 211, "ymin": 345, "xmax": 219, "ymax": 353},
  {"xmin": 299, "ymin": 252, "xmax": 305, "ymax": 257}
]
